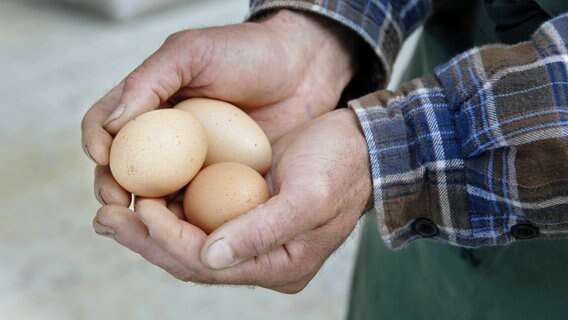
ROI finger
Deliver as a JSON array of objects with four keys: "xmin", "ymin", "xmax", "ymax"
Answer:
[
  {"xmin": 136, "ymin": 198, "xmax": 208, "ymax": 272},
  {"xmin": 102, "ymin": 41, "xmax": 193, "ymax": 135},
  {"xmin": 206, "ymin": 244, "xmax": 295, "ymax": 287},
  {"xmin": 134, "ymin": 198, "xmax": 340, "ymax": 289},
  {"xmin": 135, "ymin": 198, "xmax": 293, "ymax": 285},
  {"xmin": 134, "ymin": 195, "xmax": 166, "ymax": 210},
  {"xmin": 94, "ymin": 204, "xmax": 194, "ymax": 280},
  {"xmin": 133, "ymin": 195, "xmax": 185, "ymax": 220},
  {"xmin": 94, "ymin": 165, "xmax": 131, "ymax": 207},
  {"xmin": 237, "ymin": 213, "xmax": 356, "ymax": 292},
  {"xmin": 204, "ymin": 223, "xmax": 335, "ymax": 290},
  {"xmin": 81, "ymin": 83, "xmax": 124, "ymax": 165},
  {"xmin": 200, "ymin": 185, "xmax": 334, "ymax": 270}
]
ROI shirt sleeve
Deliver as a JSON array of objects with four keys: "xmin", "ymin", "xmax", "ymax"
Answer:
[
  {"xmin": 350, "ymin": 13, "xmax": 568, "ymax": 249},
  {"xmin": 247, "ymin": 0, "xmax": 439, "ymax": 89}
]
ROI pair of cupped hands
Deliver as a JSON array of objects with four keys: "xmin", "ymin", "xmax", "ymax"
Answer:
[{"xmin": 81, "ymin": 10, "xmax": 371, "ymax": 293}]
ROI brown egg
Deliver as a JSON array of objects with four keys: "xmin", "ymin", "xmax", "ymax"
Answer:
[
  {"xmin": 109, "ymin": 109, "xmax": 207, "ymax": 197},
  {"xmin": 174, "ymin": 98, "xmax": 272, "ymax": 174},
  {"xmin": 184, "ymin": 162, "xmax": 271, "ymax": 233}
]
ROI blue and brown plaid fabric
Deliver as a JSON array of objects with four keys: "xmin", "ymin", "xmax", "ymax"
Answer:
[
  {"xmin": 353, "ymin": 13, "xmax": 568, "ymax": 249},
  {"xmin": 249, "ymin": 1, "xmax": 568, "ymax": 249}
]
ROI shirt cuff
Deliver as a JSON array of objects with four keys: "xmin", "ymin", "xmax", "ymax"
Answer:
[
  {"xmin": 349, "ymin": 13, "xmax": 568, "ymax": 249},
  {"xmin": 349, "ymin": 74, "xmax": 463, "ymax": 249}
]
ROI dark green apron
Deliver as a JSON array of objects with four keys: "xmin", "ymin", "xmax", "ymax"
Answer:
[{"xmin": 348, "ymin": 1, "xmax": 568, "ymax": 319}]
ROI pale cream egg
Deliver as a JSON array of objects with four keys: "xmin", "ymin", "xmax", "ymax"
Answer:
[{"xmin": 175, "ymin": 98, "xmax": 272, "ymax": 174}]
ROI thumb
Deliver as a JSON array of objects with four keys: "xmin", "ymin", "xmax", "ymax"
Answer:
[
  {"xmin": 102, "ymin": 38, "xmax": 194, "ymax": 134},
  {"xmin": 200, "ymin": 186, "xmax": 333, "ymax": 270}
]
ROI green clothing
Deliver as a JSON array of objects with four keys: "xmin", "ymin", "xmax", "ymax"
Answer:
[
  {"xmin": 249, "ymin": 0, "xmax": 568, "ymax": 317},
  {"xmin": 348, "ymin": 1, "xmax": 568, "ymax": 319},
  {"xmin": 350, "ymin": 215, "xmax": 568, "ymax": 319}
]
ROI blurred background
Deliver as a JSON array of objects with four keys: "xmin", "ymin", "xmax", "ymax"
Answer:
[{"xmin": 0, "ymin": 0, "xmax": 419, "ymax": 319}]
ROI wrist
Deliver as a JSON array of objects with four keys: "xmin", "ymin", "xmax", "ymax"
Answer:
[
  {"xmin": 256, "ymin": 9, "xmax": 360, "ymax": 95},
  {"xmin": 335, "ymin": 108, "xmax": 373, "ymax": 215}
]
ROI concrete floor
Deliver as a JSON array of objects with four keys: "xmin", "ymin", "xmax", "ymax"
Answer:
[{"xmin": 0, "ymin": 1, "xmax": 362, "ymax": 319}]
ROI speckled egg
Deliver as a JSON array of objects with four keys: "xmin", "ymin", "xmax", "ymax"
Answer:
[{"xmin": 109, "ymin": 109, "xmax": 207, "ymax": 197}]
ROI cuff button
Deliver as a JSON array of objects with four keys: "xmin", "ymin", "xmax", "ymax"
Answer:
[
  {"xmin": 411, "ymin": 218, "xmax": 440, "ymax": 238},
  {"xmin": 511, "ymin": 223, "xmax": 539, "ymax": 240}
]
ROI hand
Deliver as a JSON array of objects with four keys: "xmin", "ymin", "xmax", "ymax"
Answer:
[
  {"xmin": 81, "ymin": 9, "xmax": 359, "ymax": 167},
  {"xmin": 83, "ymin": 9, "xmax": 359, "ymax": 209},
  {"xmin": 93, "ymin": 109, "xmax": 372, "ymax": 293}
]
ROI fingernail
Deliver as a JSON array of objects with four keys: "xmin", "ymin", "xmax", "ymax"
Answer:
[
  {"xmin": 205, "ymin": 238, "xmax": 235, "ymax": 270},
  {"xmin": 137, "ymin": 208, "xmax": 151, "ymax": 224},
  {"xmin": 96, "ymin": 230, "xmax": 116, "ymax": 240},
  {"xmin": 83, "ymin": 143, "xmax": 95, "ymax": 162},
  {"xmin": 104, "ymin": 104, "xmax": 126, "ymax": 126},
  {"xmin": 94, "ymin": 219, "xmax": 116, "ymax": 239},
  {"xmin": 98, "ymin": 189, "xmax": 107, "ymax": 205}
]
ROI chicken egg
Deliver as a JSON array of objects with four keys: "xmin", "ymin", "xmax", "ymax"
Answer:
[
  {"xmin": 183, "ymin": 162, "xmax": 271, "ymax": 233},
  {"xmin": 174, "ymin": 98, "xmax": 272, "ymax": 174},
  {"xmin": 109, "ymin": 109, "xmax": 207, "ymax": 197}
]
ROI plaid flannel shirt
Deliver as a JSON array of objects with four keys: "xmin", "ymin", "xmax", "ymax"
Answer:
[{"xmin": 249, "ymin": 1, "xmax": 568, "ymax": 249}]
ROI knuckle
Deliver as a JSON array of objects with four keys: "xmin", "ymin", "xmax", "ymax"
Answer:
[
  {"xmin": 95, "ymin": 205, "xmax": 113, "ymax": 223},
  {"xmin": 97, "ymin": 185, "xmax": 112, "ymax": 205},
  {"xmin": 312, "ymin": 194, "xmax": 329, "ymax": 215},
  {"xmin": 176, "ymin": 223, "xmax": 186, "ymax": 242},
  {"xmin": 96, "ymin": 204, "xmax": 129, "ymax": 227},
  {"xmin": 305, "ymin": 179, "xmax": 336, "ymax": 218},
  {"xmin": 307, "ymin": 258, "xmax": 322, "ymax": 276},
  {"xmin": 172, "ymin": 224, "xmax": 191, "ymax": 249},
  {"xmin": 294, "ymin": 178, "xmax": 332, "ymax": 211},
  {"xmin": 277, "ymin": 279, "xmax": 310, "ymax": 294},
  {"xmin": 164, "ymin": 30, "xmax": 186, "ymax": 45},
  {"xmin": 314, "ymin": 181, "xmax": 334, "ymax": 205},
  {"xmin": 247, "ymin": 220, "xmax": 279, "ymax": 256},
  {"xmin": 291, "ymin": 241, "xmax": 321, "ymax": 273},
  {"xmin": 173, "ymin": 273, "xmax": 191, "ymax": 282},
  {"xmin": 95, "ymin": 188, "xmax": 106, "ymax": 205},
  {"xmin": 123, "ymin": 69, "xmax": 145, "ymax": 92},
  {"xmin": 195, "ymin": 274, "xmax": 217, "ymax": 285},
  {"xmin": 98, "ymin": 183, "xmax": 129, "ymax": 207},
  {"xmin": 294, "ymin": 278, "xmax": 311, "ymax": 292},
  {"xmin": 91, "ymin": 216, "xmax": 105, "ymax": 233},
  {"xmin": 183, "ymin": 266, "xmax": 217, "ymax": 285},
  {"xmin": 125, "ymin": 63, "xmax": 173, "ymax": 105},
  {"xmin": 171, "ymin": 270, "xmax": 194, "ymax": 282},
  {"xmin": 80, "ymin": 114, "xmax": 89, "ymax": 131},
  {"xmin": 126, "ymin": 59, "xmax": 160, "ymax": 88}
]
